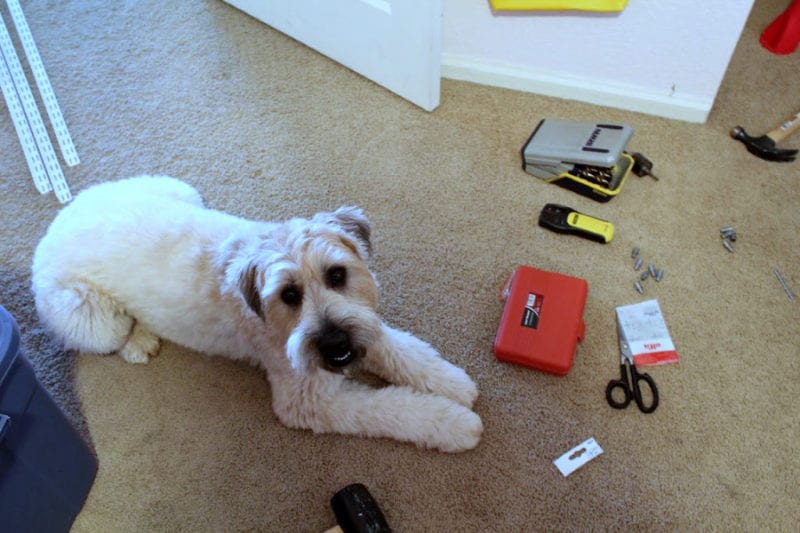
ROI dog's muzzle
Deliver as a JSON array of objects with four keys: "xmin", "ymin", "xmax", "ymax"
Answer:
[{"xmin": 316, "ymin": 324, "xmax": 359, "ymax": 369}]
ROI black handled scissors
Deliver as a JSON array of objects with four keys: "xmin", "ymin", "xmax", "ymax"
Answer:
[{"xmin": 605, "ymin": 326, "xmax": 659, "ymax": 413}]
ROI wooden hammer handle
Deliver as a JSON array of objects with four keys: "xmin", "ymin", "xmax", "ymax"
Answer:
[{"xmin": 767, "ymin": 111, "xmax": 800, "ymax": 143}]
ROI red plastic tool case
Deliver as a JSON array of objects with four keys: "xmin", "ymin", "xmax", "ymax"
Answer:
[{"xmin": 494, "ymin": 266, "xmax": 588, "ymax": 375}]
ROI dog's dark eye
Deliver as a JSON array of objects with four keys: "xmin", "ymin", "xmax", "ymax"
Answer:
[
  {"xmin": 326, "ymin": 266, "xmax": 347, "ymax": 289},
  {"xmin": 280, "ymin": 285, "xmax": 302, "ymax": 306}
]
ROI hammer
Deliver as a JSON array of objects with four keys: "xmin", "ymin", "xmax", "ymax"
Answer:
[
  {"xmin": 730, "ymin": 110, "xmax": 800, "ymax": 162},
  {"xmin": 323, "ymin": 483, "xmax": 391, "ymax": 533}
]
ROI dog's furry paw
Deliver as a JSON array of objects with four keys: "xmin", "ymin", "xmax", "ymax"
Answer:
[
  {"xmin": 429, "ymin": 364, "xmax": 479, "ymax": 409},
  {"xmin": 374, "ymin": 326, "xmax": 480, "ymax": 408},
  {"xmin": 406, "ymin": 340, "xmax": 479, "ymax": 408},
  {"xmin": 118, "ymin": 324, "xmax": 160, "ymax": 364},
  {"xmin": 425, "ymin": 401, "xmax": 483, "ymax": 453}
]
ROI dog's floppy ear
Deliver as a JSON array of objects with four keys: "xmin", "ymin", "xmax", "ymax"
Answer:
[
  {"xmin": 326, "ymin": 206, "xmax": 372, "ymax": 258},
  {"xmin": 238, "ymin": 262, "xmax": 264, "ymax": 319}
]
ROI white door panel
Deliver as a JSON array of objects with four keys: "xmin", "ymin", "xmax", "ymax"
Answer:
[{"xmin": 223, "ymin": 0, "xmax": 441, "ymax": 111}]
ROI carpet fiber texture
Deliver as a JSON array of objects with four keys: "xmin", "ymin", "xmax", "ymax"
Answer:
[{"xmin": 1, "ymin": 0, "xmax": 797, "ymax": 531}]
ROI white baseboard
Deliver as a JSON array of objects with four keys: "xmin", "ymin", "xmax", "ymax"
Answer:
[{"xmin": 441, "ymin": 53, "xmax": 712, "ymax": 123}]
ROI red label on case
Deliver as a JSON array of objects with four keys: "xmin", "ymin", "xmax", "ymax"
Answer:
[{"xmin": 521, "ymin": 293, "xmax": 543, "ymax": 329}]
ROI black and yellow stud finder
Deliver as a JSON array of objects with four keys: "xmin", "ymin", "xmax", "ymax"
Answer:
[{"xmin": 538, "ymin": 204, "xmax": 614, "ymax": 244}]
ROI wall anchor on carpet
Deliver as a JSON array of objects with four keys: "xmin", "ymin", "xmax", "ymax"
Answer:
[
  {"xmin": 773, "ymin": 269, "xmax": 795, "ymax": 302},
  {"xmin": 630, "ymin": 246, "xmax": 666, "ymax": 296}
]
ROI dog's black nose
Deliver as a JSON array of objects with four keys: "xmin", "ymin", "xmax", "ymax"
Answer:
[{"xmin": 317, "ymin": 326, "xmax": 356, "ymax": 368}]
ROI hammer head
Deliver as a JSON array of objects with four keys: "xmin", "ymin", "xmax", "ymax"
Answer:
[
  {"xmin": 331, "ymin": 483, "xmax": 391, "ymax": 533},
  {"xmin": 731, "ymin": 126, "xmax": 797, "ymax": 162}
]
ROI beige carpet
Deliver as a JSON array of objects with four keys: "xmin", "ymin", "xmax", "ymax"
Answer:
[{"xmin": 2, "ymin": 0, "xmax": 798, "ymax": 531}]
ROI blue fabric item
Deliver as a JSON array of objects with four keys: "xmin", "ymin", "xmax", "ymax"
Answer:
[{"xmin": 0, "ymin": 304, "xmax": 97, "ymax": 533}]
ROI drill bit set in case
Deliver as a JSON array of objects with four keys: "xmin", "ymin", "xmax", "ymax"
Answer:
[
  {"xmin": 494, "ymin": 266, "xmax": 588, "ymax": 376},
  {"xmin": 522, "ymin": 119, "xmax": 635, "ymax": 202}
]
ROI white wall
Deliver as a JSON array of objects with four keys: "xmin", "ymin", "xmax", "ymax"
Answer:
[{"xmin": 441, "ymin": 0, "xmax": 755, "ymax": 122}]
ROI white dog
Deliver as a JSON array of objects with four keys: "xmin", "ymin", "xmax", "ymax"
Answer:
[{"xmin": 32, "ymin": 176, "xmax": 482, "ymax": 452}]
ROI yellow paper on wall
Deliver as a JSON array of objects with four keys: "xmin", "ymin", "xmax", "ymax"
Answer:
[{"xmin": 489, "ymin": 0, "xmax": 629, "ymax": 12}]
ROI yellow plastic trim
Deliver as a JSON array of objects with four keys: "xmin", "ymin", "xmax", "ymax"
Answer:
[
  {"xmin": 489, "ymin": 0, "xmax": 628, "ymax": 12},
  {"xmin": 567, "ymin": 212, "xmax": 615, "ymax": 243},
  {"xmin": 543, "ymin": 152, "xmax": 633, "ymax": 198}
]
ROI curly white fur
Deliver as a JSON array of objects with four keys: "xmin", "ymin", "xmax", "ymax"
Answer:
[{"xmin": 32, "ymin": 176, "xmax": 482, "ymax": 452}]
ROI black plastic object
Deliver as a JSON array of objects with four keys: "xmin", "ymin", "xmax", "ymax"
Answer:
[
  {"xmin": 605, "ymin": 360, "xmax": 659, "ymax": 414},
  {"xmin": 331, "ymin": 483, "xmax": 392, "ymax": 533},
  {"xmin": 630, "ymin": 152, "xmax": 659, "ymax": 180},
  {"xmin": 0, "ymin": 304, "xmax": 98, "ymax": 532},
  {"xmin": 538, "ymin": 203, "xmax": 614, "ymax": 244},
  {"xmin": 319, "ymin": 328, "xmax": 356, "ymax": 368}
]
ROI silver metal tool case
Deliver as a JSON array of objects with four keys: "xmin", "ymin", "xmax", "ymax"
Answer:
[{"xmin": 522, "ymin": 119, "xmax": 635, "ymax": 202}]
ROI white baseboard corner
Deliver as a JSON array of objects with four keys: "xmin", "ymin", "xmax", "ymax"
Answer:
[{"xmin": 441, "ymin": 54, "xmax": 712, "ymax": 123}]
